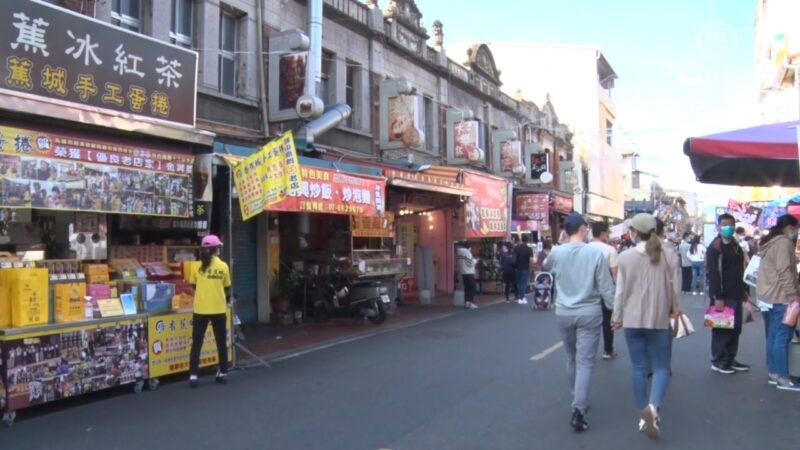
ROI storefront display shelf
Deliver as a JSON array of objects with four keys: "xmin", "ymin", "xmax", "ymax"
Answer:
[{"xmin": 0, "ymin": 313, "xmax": 150, "ymax": 337}]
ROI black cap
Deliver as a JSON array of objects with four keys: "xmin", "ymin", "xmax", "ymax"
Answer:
[{"xmin": 563, "ymin": 212, "xmax": 587, "ymax": 235}]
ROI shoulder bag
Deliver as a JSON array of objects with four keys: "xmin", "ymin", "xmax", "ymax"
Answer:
[{"xmin": 665, "ymin": 253, "xmax": 695, "ymax": 338}]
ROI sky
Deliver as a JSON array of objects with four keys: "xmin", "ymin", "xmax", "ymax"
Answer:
[{"xmin": 415, "ymin": 0, "xmax": 757, "ymax": 205}]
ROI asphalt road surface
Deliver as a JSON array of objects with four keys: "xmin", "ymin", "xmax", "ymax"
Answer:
[{"xmin": 2, "ymin": 294, "xmax": 799, "ymax": 450}]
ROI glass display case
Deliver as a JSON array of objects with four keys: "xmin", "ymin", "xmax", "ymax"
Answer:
[{"xmin": 351, "ymin": 250, "xmax": 410, "ymax": 278}]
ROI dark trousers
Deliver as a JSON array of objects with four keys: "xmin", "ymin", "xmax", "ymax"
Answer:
[
  {"xmin": 681, "ymin": 266, "xmax": 693, "ymax": 292},
  {"xmin": 710, "ymin": 299, "xmax": 742, "ymax": 366},
  {"xmin": 601, "ymin": 303, "xmax": 614, "ymax": 354},
  {"xmin": 463, "ymin": 274, "xmax": 476, "ymax": 304},
  {"xmin": 503, "ymin": 271, "xmax": 517, "ymax": 300},
  {"xmin": 189, "ymin": 313, "xmax": 229, "ymax": 376}
]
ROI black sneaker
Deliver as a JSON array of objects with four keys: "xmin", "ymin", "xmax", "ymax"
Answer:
[
  {"xmin": 730, "ymin": 361, "xmax": 750, "ymax": 372},
  {"xmin": 189, "ymin": 375, "xmax": 199, "ymax": 389},
  {"xmin": 215, "ymin": 371, "xmax": 228, "ymax": 384},
  {"xmin": 570, "ymin": 409, "xmax": 589, "ymax": 432},
  {"xmin": 711, "ymin": 364, "xmax": 736, "ymax": 375}
]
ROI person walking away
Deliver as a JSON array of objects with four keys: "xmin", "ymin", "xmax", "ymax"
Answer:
[
  {"xmin": 499, "ymin": 242, "xmax": 517, "ymax": 303},
  {"xmin": 514, "ymin": 235, "xmax": 534, "ymax": 305},
  {"xmin": 544, "ymin": 213, "xmax": 615, "ymax": 432},
  {"xmin": 706, "ymin": 214, "xmax": 749, "ymax": 375},
  {"xmin": 456, "ymin": 241, "xmax": 479, "ymax": 310},
  {"xmin": 188, "ymin": 235, "xmax": 232, "ymax": 388},
  {"xmin": 756, "ymin": 214, "xmax": 800, "ymax": 390},
  {"xmin": 589, "ymin": 222, "xmax": 619, "ymax": 360},
  {"xmin": 612, "ymin": 214, "xmax": 680, "ymax": 439},
  {"xmin": 688, "ymin": 236, "xmax": 707, "ymax": 295},
  {"xmin": 536, "ymin": 241, "xmax": 552, "ymax": 273},
  {"xmin": 678, "ymin": 232, "xmax": 693, "ymax": 294}
]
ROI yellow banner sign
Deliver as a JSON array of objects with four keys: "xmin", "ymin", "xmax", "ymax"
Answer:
[
  {"xmin": 232, "ymin": 131, "xmax": 303, "ymax": 220},
  {"xmin": 351, "ymin": 213, "xmax": 395, "ymax": 238},
  {"xmin": 147, "ymin": 309, "xmax": 232, "ymax": 378}
]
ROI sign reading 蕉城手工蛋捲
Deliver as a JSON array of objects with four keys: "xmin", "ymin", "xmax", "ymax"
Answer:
[{"xmin": 0, "ymin": 1, "xmax": 197, "ymax": 126}]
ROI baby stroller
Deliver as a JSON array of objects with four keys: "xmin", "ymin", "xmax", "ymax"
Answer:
[{"xmin": 531, "ymin": 272, "xmax": 554, "ymax": 310}]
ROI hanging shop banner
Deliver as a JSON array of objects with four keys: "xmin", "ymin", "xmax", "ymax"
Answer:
[
  {"xmin": 463, "ymin": 172, "xmax": 509, "ymax": 238},
  {"xmin": 529, "ymin": 152, "xmax": 550, "ymax": 183},
  {"xmin": 454, "ymin": 120, "xmax": 482, "ymax": 160},
  {"xmin": 515, "ymin": 193, "xmax": 549, "ymax": 221},
  {"xmin": 232, "ymin": 131, "xmax": 302, "ymax": 221},
  {"xmin": 2, "ymin": 318, "xmax": 148, "ymax": 411},
  {"xmin": 0, "ymin": 1, "xmax": 197, "ymax": 126},
  {"xmin": 147, "ymin": 309, "xmax": 232, "ymax": 378},
  {"xmin": 500, "ymin": 140, "xmax": 523, "ymax": 172},
  {"xmin": 351, "ymin": 212, "xmax": 395, "ymax": 238},
  {"xmin": 726, "ymin": 199, "xmax": 762, "ymax": 227},
  {"xmin": 552, "ymin": 192, "xmax": 574, "ymax": 214},
  {"xmin": 0, "ymin": 124, "xmax": 194, "ymax": 217},
  {"xmin": 268, "ymin": 166, "xmax": 386, "ymax": 217}
]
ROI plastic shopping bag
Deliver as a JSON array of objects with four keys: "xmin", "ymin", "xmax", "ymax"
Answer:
[{"xmin": 704, "ymin": 306, "xmax": 735, "ymax": 329}]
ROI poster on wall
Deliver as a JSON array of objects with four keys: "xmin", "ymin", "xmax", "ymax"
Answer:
[
  {"xmin": 351, "ymin": 212, "xmax": 395, "ymax": 238},
  {"xmin": 388, "ymin": 95, "xmax": 420, "ymax": 144},
  {"xmin": 0, "ymin": 124, "xmax": 194, "ymax": 217},
  {"xmin": 727, "ymin": 199, "xmax": 762, "ymax": 227},
  {"xmin": 529, "ymin": 152, "xmax": 550, "ymax": 183},
  {"xmin": 454, "ymin": 121, "xmax": 481, "ymax": 160},
  {"xmin": 268, "ymin": 166, "xmax": 386, "ymax": 217},
  {"xmin": 232, "ymin": 131, "xmax": 303, "ymax": 220},
  {"xmin": 500, "ymin": 140, "xmax": 522, "ymax": 172},
  {"xmin": 279, "ymin": 52, "xmax": 307, "ymax": 110},
  {"xmin": 463, "ymin": 172, "xmax": 509, "ymax": 238},
  {"xmin": 3, "ymin": 320, "xmax": 148, "ymax": 411}
]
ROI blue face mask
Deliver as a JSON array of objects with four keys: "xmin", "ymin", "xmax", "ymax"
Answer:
[
  {"xmin": 789, "ymin": 232, "xmax": 798, "ymax": 242},
  {"xmin": 720, "ymin": 225, "xmax": 735, "ymax": 238}
]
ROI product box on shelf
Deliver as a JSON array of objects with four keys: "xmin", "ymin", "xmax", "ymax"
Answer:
[
  {"xmin": 172, "ymin": 281, "xmax": 195, "ymax": 311},
  {"xmin": 87, "ymin": 283, "xmax": 111, "ymax": 299},
  {"xmin": 142, "ymin": 282, "xmax": 175, "ymax": 314},
  {"xmin": 0, "ymin": 268, "xmax": 10, "ymax": 328},
  {"xmin": 9, "ymin": 267, "xmax": 49, "ymax": 327},
  {"xmin": 109, "ymin": 259, "xmax": 146, "ymax": 279},
  {"xmin": 54, "ymin": 282, "xmax": 87, "ymax": 323}
]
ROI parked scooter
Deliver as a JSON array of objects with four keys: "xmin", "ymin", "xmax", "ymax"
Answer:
[{"xmin": 313, "ymin": 266, "xmax": 391, "ymax": 324}]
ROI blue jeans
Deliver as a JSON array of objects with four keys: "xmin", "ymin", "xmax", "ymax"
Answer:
[
  {"xmin": 516, "ymin": 269, "xmax": 530, "ymax": 301},
  {"xmin": 624, "ymin": 328, "xmax": 672, "ymax": 409},
  {"xmin": 767, "ymin": 304, "xmax": 795, "ymax": 377},
  {"xmin": 691, "ymin": 261, "xmax": 705, "ymax": 293}
]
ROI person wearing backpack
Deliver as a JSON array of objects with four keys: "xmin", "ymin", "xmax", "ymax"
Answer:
[{"xmin": 706, "ymin": 214, "xmax": 749, "ymax": 375}]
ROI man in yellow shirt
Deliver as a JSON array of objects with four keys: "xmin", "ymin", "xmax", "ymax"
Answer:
[{"xmin": 188, "ymin": 235, "xmax": 231, "ymax": 388}]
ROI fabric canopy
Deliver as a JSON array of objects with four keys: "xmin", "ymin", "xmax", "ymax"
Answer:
[{"xmin": 684, "ymin": 121, "xmax": 800, "ymax": 187}]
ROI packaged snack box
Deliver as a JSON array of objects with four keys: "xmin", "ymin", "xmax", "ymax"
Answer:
[
  {"xmin": 9, "ymin": 267, "xmax": 49, "ymax": 327},
  {"xmin": 55, "ymin": 282, "xmax": 87, "ymax": 323},
  {"xmin": 142, "ymin": 283, "xmax": 175, "ymax": 314}
]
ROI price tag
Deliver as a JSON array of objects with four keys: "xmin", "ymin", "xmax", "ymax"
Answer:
[
  {"xmin": 49, "ymin": 274, "xmax": 59, "ymax": 282},
  {"xmin": 67, "ymin": 273, "xmax": 77, "ymax": 280},
  {"xmin": 58, "ymin": 274, "xmax": 68, "ymax": 281},
  {"xmin": 0, "ymin": 262, "xmax": 11, "ymax": 269}
]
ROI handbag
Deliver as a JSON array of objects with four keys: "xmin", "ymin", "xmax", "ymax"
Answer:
[
  {"xmin": 665, "ymin": 254, "xmax": 695, "ymax": 338},
  {"xmin": 783, "ymin": 300, "xmax": 800, "ymax": 327}
]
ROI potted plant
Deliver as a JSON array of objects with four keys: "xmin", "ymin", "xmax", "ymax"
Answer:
[{"xmin": 270, "ymin": 269, "xmax": 300, "ymax": 316}]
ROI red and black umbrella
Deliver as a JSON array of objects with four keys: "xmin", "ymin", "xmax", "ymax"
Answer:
[{"xmin": 684, "ymin": 120, "xmax": 800, "ymax": 186}]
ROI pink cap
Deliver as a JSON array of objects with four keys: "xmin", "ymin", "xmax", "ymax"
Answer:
[{"xmin": 201, "ymin": 234, "xmax": 223, "ymax": 248}]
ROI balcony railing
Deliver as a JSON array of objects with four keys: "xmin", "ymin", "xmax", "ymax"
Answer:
[{"xmin": 324, "ymin": 0, "xmax": 369, "ymax": 26}]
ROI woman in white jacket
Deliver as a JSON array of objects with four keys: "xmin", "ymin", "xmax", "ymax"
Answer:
[{"xmin": 687, "ymin": 236, "xmax": 706, "ymax": 295}]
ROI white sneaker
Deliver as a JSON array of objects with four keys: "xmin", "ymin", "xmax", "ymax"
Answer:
[
  {"xmin": 638, "ymin": 419, "xmax": 646, "ymax": 432},
  {"xmin": 465, "ymin": 302, "xmax": 478, "ymax": 310},
  {"xmin": 518, "ymin": 299, "xmax": 528, "ymax": 305},
  {"xmin": 640, "ymin": 404, "xmax": 660, "ymax": 439}
]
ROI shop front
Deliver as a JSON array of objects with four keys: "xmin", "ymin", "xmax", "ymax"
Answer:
[
  {"xmin": 0, "ymin": 122, "xmax": 230, "ymax": 425},
  {"xmin": 458, "ymin": 171, "xmax": 511, "ymax": 296},
  {"xmin": 383, "ymin": 167, "xmax": 473, "ymax": 303},
  {"xmin": 263, "ymin": 159, "xmax": 402, "ymax": 323},
  {"xmin": 551, "ymin": 191, "xmax": 576, "ymax": 238},
  {"xmin": 513, "ymin": 191, "xmax": 551, "ymax": 243},
  {"xmin": 0, "ymin": 1, "xmax": 228, "ymax": 425}
]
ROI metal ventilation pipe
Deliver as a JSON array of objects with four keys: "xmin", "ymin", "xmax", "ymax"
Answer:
[
  {"xmin": 296, "ymin": 0, "xmax": 324, "ymax": 118},
  {"xmin": 295, "ymin": 104, "xmax": 352, "ymax": 150}
]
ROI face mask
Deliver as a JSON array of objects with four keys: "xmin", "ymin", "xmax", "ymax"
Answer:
[
  {"xmin": 720, "ymin": 226, "xmax": 735, "ymax": 238},
  {"xmin": 789, "ymin": 232, "xmax": 798, "ymax": 242}
]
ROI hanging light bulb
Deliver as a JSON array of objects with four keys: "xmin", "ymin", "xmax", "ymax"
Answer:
[
  {"xmin": 428, "ymin": 215, "xmax": 434, "ymax": 222},
  {"xmin": 429, "ymin": 224, "xmax": 434, "ymax": 230}
]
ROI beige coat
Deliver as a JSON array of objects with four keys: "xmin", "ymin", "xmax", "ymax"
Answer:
[
  {"xmin": 756, "ymin": 234, "xmax": 800, "ymax": 304},
  {"xmin": 613, "ymin": 243, "xmax": 680, "ymax": 330}
]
